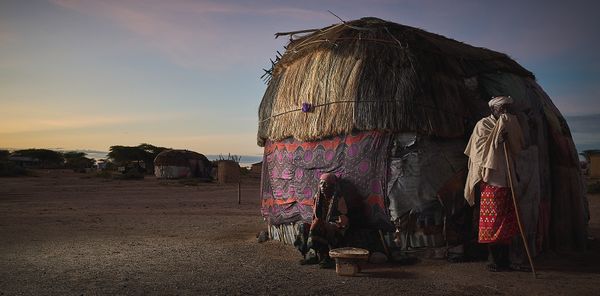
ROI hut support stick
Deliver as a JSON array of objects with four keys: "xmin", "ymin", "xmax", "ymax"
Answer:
[
  {"xmin": 504, "ymin": 142, "xmax": 537, "ymax": 278},
  {"xmin": 238, "ymin": 181, "xmax": 241, "ymax": 205}
]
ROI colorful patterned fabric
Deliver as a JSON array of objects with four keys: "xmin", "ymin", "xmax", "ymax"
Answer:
[
  {"xmin": 261, "ymin": 131, "xmax": 391, "ymax": 228},
  {"xmin": 478, "ymin": 182, "xmax": 518, "ymax": 243}
]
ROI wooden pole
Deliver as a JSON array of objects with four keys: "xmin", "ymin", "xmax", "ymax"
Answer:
[
  {"xmin": 274, "ymin": 28, "xmax": 320, "ymax": 38},
  {"xmin": 503, "ymin": 142, "xmax": 537, "ymax": 278},
  {"xmin": 378, "ymin": 230, "xmax": 391, "ymax": 259},
  {"xmin": 237, "ymin": 181, "xmax": 241, "ymax": 205}
]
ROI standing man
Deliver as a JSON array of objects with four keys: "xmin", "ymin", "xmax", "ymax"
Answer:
[
  {"xmin": 306, "ymin": 173, "xmax": 349, "ymax": 268},
  {"xmin": 464, "ymin": 96, "xmax": 524, "ymax": 271}
]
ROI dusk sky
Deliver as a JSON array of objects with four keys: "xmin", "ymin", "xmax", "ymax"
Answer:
[{"xmin": 1, "ymin": 0, "xmax": 599, "ymax": 156}]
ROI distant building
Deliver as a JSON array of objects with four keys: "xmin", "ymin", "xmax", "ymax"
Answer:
[
  {"xmin": 250, "ymin": 161, "xmax": 262, "ymax": 176},
  {"xmin": 8, "ymin": 156, "xmax": 40, "ymax": 168},
  {"xmin": 589, "ymin": 151, "xmax": 600, "ymax": 178},
  {"xmin": 154, "ymin": 149, "xmax": 212, "ymax": 179},
  {"xmin": 217, "ymin": 160, "xmax": 240, "ymax": 184},
  {"xmin": 95, "ymin": 159, "xmax": 107, "ymax": 171}
]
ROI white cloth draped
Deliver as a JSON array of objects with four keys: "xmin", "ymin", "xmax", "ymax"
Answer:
[{"xmin": 464, "ymin": 114, "xmax": 524, "ymax": 205}]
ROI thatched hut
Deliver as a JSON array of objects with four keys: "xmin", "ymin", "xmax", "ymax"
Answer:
[
  {"xmin": 154, "ymin": 149, "xmax": 211, "ymax": 179},
  {"xmin": 217, "ymin": 160, "xmax": 241, "ymax": 184},
  {"xmin": 217, "ymin": 159, "xmax": 241, "ymax": 184},
  {"xmin": 250, "ymin": 162, "xmax": 263, "ymax": 176},
  {"xmin": 258, "ymin": 18, "xmax": 587, "ymax": 255},
  {"xmin": 588, "ymin": 151, "xmax": 600, "ymax": 178}
]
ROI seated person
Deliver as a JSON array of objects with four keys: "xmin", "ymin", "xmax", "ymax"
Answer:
[{"xmin": 303, "ymin": 173, "xmax": 349, "ymax": 268}]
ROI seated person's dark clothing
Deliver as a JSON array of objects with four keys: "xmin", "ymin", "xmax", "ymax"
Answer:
[{"xmin": 307, "ymin": 173, "xmax": 349, "ymax": 267}]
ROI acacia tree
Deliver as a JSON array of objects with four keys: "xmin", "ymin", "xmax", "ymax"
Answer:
[
  {"xmin": 12, "ymin": 149, "xmax": 64, "ymax": 168},
  {"xmin": 0, "ymin": 150, "xmax": 9, "ymax": 161},
  {"xmin": 107, "ymin": 146, "xmax": 146, "ymax": 164},
  {"xmin": 107, "ymin": 144, "xmax": 169, "ymax": 173},
  {"xmin": 137, "ymin": 143, "xmax": 169, "ymax": 172},
  {"xmin": 63, "ymin": 151, "xmax": 95, "ymax": 170}
]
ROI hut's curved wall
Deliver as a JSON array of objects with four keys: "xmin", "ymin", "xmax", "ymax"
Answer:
[
  {"xmin": 155, "ymin": 165, "xmax": 192, "ymax": 179},
  {"xmin": 261, "ymin": 131, "xmax": 391, "ymax": 229},
  {"xmin": 217, "ymin": 160, "xmax": 240, "ymax": 184},
  {"xmin": 154, "ymin": 150, "xmax": 212, "ymax": 179},
  {"xmin": 258, "ymin": 17, "xmax": 587, "ymax": 253}
]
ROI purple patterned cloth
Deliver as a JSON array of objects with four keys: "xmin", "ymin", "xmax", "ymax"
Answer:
[{"xmin": 261, "ymin": 131, "xmax": 392, "ymax": 228}]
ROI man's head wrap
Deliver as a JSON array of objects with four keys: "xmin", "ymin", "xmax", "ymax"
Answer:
[
  {"xmin": 319, "ymin": 173, "xmax": 337, "ymax": 184},
  {"xmin": 488, "ymin": 96, "xmax": 513, "ymax": 108}
]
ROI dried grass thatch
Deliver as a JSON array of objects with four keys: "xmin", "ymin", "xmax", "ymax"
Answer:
[
  {"xmin": 154, "ymin": 149, "xmax": 209, "ymax": 167},
  {"xmin": 257, "ymin": 17, "xmax": 533, "ymax": 146}
]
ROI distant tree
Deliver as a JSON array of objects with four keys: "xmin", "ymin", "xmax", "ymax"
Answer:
[
  {"xmin": 137, "ymin": 143, "xmax": 169, "ymax": 156},
  {"xmin": 0, "ymin": 150, "xmax": 9, "ymax": 161},
  {"xmin": 63, "ymin": 151, "xmax": 95, "ymax": 171},
  {"xmin": 137, "ymin": 143, "xmax": 169, "ymax": 173},
  {"xmin": 108, "ymin": 146, "xmax": 146, "ymax": 164},
  {"xmin": 62, "ymin": 151, "xmax": 85, "ymax": 159},
  {"xmin": 107, "ymin": 143, "xmax": 169, "ymax": 173},
  {"xmin": 12, "ymin": 149, "xmax": 64, "ymax": 168}
]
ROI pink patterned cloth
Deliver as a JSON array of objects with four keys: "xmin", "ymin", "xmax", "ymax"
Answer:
[
  {"xmin": 478, "ymin": 182, "xmax": 518, "ymax": 244},
  {"xmin": 261, "ymin": 131, "xmax": 390, "ymax": 228}
]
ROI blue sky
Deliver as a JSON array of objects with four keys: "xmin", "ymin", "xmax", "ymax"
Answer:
[{"xmin": 1, "ymin": 0, "xmax": 599, "ymax": 155}]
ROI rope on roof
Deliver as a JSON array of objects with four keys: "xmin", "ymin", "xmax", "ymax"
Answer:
[{"xmin": 259, "ymin": 100, "xmax": 471, "ymax": 123}]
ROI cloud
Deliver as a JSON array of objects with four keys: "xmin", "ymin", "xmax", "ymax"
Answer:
[
  {"xmin": 50, "ymin": 0, "xmax": 212, "ymax": 67},
  {"xmin": 461, "ymin": 2, "xmax": 598, "ymax": 61},
  {"xmin": 564, "ymin": 114, "xmax": 600, "ymax": 151},
  {"xmin": 172, "ymin": 1, "xmax": 330, "ymax": 20},
  {"xmin": 49, "ymin": 0, "xmax": 329, "ymax": 70},
  {"xmin": 355, "ymin": 1, "xmax": 600, "ymax": 62},
  {"xmin": 0, "ymin": 112, "xmax": 186, "ymax": 134},
  {"xmin": 549, "ymin": 86, "xmax": 600, "ymax": 116},
  {"xmin": 46, "ymin": 0, "xmax": 600, "ymax": 68},
  {"xmin": 0, "ymin": 26, "xmax": 14, "ymax": 44},
  {"xmin": 147, "ymin": 132, "xmax": 262, "ymax": 155}
]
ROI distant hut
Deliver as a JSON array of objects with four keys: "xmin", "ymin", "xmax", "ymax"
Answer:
[
  {"xmin": 8, "ymin": 156, "xmax": 40, "ymax": 168},
  {"xmin": 250, "ymin": 161, "xmax": 263, "ymax": 176},
  {"xmin": 257, "ymin": 18, "xmax": 587, "ymax": 254},
  {"xmin": 154, "ymin": 149, "xmax": 211, "ymax": 179},
  {"xmin": 586, "ymin": 151, "xmax": 600, "ymax": 178},
  {"xmin": 217, "ymin": 160, "xmax": 240, "ymax": 184}
]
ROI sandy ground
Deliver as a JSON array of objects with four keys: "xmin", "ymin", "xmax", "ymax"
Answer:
[{"xmin": 1, "ymin": 170, "xmax": 599, "ymax": 296}]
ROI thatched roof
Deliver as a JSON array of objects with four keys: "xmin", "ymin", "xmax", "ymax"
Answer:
[
  {"xmin": 154, "ymin": 149, "xmax": 209, "ymax": 167},
  {"xmin": 257, "ymin": 17, "xmax": 534, "ymax": 146}
]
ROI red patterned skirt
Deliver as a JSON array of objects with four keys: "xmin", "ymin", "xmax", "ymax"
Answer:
[{"xmin": 478, "ymin": 182, "xmax": 518, "ymax": 244}]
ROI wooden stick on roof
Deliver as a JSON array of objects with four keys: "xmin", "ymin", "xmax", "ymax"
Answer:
[{"xmin": 274, "ymin": 28, "xmax": 320, "ymax": 39}]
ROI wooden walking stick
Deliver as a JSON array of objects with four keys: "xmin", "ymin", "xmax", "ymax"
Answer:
[{"xmin": 503, "ymin": 142, "xmax": 537, "ymax": 278}]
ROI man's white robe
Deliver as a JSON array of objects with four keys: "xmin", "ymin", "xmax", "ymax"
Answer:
[{"xmin": 464, "ymin": 114, "xmax": 524, "ymax": 205}]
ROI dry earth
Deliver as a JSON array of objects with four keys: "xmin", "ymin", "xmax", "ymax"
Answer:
[{"xmin": 1, "ymin": 170, "xmax": 599, "ymax": 295}]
